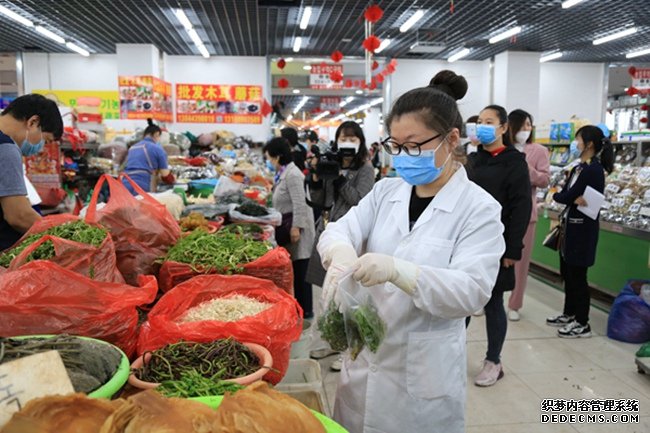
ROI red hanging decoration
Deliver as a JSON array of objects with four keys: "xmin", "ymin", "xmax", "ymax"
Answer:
[
  {"xmin": 369, "ymin": 80, "xmax": 378, "ymax": 90},
  {"xmin": 344, "ymin": 79, "xmax": 353, "ymax": 88},
  {"xmin": 261, "ymin": 99, "xmax": 273, "ymax": 117},
  {"xmin": 364, "ymin": 5, "xmax": 384, "ymax": 23},
  {"xmin": 372, "ymin": 60, "xmax": 379, "ymax": 71},
  {"xmin": 450, "ymin": 0, "xmax": 455, "ymax": 13},
  {"xmin": 329, "ymin": 70, "xmax": 343, "ymax": 83},
  {"xmin": 331, "ymin": 50, "xmax": 344, "ymax": 63},
  {"xmin": 627, "ymin": 86, "xmax": 639, "ymax": 96},
  {"xmin": 628, "ymin": 66, "xmax": 637, "ymax": 76},
  {"xmin": 354, "ymin": 80, "xmax": 361, "ymax": 87},
  {"xmin": 375, "ymin": 74, "xmax": 385, "ymax": 84},
  {"xmin": 641, "ymin": 104, "xmax": 648, "ymax": 111},
  {"xmin": 362, "ymin": 35, "xmax": 381, "ymax": 53},
  {"xmin": 641, "ymin": 117, "xmax": 648, "ymax": 124},
  {"xmin": 320, "ymin": 61, "xmax": 328, "ymax": 68},
  {"xmin": 277, "ymin": 58, "xmax": 286, "ymax": 70},
  {"xmin": 361, "ymin": 81, "xmax": 368, "ymax": 89},
  {"xmin": 277, "ymin": 78, "xmax": 289, "ymax": 89}
]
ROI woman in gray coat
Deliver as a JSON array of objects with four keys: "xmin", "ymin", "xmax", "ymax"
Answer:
[
  {"xmin": 264, "ymin": 137, "xmax": 315, "ymax": 317},
  {"xmin": 305, "ymin": 122, "xmax": 375, "ymax": 288}
]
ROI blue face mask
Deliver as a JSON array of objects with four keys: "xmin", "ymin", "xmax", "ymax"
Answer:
[
  {"xmin": 266, "ymin": 160, "xmax": 276, "ymax": 172},
  {"xmin": 569, "ymin": 140, "xmax": 581, "ymax": 158},
  {"xmin": 476, "ymin": 124, "xmax": 498, "ymax": 145},
  {"xmin": 21, "ymin": 128, "xmax": 45, "ymax": 157},
  {"xmin": 392, "ymin": 141, "xmax": 450, "ymax": 186}
]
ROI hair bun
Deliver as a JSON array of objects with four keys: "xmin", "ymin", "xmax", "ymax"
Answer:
[
  {"xmin": 146, "ymin": 118, "xmax": 154, "ymax": 126},
  {"xmin": 428, "ymin": 70, "xmax": 468, "ymax": 101}
]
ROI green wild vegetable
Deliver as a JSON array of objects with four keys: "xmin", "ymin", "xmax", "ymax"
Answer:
[
  {"xmin": 220, "ymin": 223, "xmax": 264, "ymax": 237},
  {"xmin": 0, "ymin": 221, "xmax": 107, "ymax": 268},
  {"xmin": 318, "ymin": 301, "xmax": 348, "ymax": 352},
  {"xmin": 236, "ymin": 201, "xmax": 269, "ymax": 217},
  {"xmin": 163, "ymin": 229, "xmax": 271, "ymax": 273},
  {"xmin": 354, "ymin": 304, "xmax": 386, "ymax": 354},
  {"xmin": 134, "ymin": 339, "xmax": 261, "ymax": 383},
  {"xmin": 156, "ymin": 369, "xmax": 244, "ymax": 398}
]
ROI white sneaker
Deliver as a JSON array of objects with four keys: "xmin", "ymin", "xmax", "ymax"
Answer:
[
  {"xmin": 558, "ymin": 321, "xmax": 592, "ymax": 339},
  {"xmin": 472, "ymin": 308, "xmax": 485, "ymax": 317},
  {"xmin": 508, "ymin": 309, "xmax": 520, "ymax": 321},
  {"xmin": 330, "ymin": 355, "xmax": 343, "ymax": 372},
  {"xmin": 474, "ymin": 360, "xmax": 504, "ymax": 387}
]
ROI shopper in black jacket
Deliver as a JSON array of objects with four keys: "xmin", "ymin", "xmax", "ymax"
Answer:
[
  {"xmin": 546, "ymin": 125, "xmax": 614, "ymax": 338},
  {"xmin": 466, "ymin": 104, "xmax": 532, "ymax": 387}
]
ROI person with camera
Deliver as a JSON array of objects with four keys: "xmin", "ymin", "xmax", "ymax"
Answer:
[{"xmin": 306, "ymin": 121, "xmax": 375, "ymax": 369}]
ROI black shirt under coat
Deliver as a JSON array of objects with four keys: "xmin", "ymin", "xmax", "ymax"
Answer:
[{"xmin": 467, "ymin": 145, "xmax": 533, "ymax": 292}]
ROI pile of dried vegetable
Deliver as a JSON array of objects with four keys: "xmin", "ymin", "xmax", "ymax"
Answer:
[
  {"xmin": 0, "ymin": 221, "xmax": 107, "ymax": 268},
  {"xmin": 163, "ymin": 229, "xmax": 271, "ymax": 273},
  {"xmin": 0, "ymin": 335, "xmax": 122, "ymax": 393},
  {"xmin": 133, "ymin": 339, "xmax": 262, "ymax": 398},
  {"xmin": 180, "ymin": 295, "xmax": 272, "ymax": 323},
  {"xmin": 179, "ymin": 212, "xmax": 210, "ymax": 232},
  {"xmin": 236, "ymin": 201, "xmax": 269, "ymax": 217}
]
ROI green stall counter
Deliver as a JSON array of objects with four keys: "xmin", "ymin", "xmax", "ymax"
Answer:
[{"xmin": 531, "ymin": 210, "xmax": 650, "ymax": 297}]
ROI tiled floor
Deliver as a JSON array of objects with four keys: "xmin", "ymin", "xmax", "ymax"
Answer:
[{"xmin": 309, "ymin": 276, "xmax": 650, "ymax": 432}]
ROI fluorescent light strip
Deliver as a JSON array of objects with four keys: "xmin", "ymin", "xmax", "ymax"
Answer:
[
  {"xmin": 489, "ymin": 26, "xmax": 522, "ymax": 44},
  {"xmin": 400, "ymin": 10, "xmax": 425, "ymax": 33},
  {"xmin": 35, "ymin": 26, "xmax": 65, "ymax": 44},
  {"xmin": 187, "ymin": 28, "xmax": 203, "ymax": 47},
  {"xmin": 562, "ymin": 0, "xmax": 587, "ymax": 8},
  {"xmin": 299, "ymin": 6, "xmax": 312, "ymax": 30},
  {"xmin": 355, "ymin": 89, "xmax": 363, "ymax": 95},
  {"xmin": 197, "ymin": 44, "xmax": 210, "ymax": 58},
  {"xmin": 593, "ymin": 27, "xmax": 637, "ymax": 45},
  {"xmin": 303, "ymin": 65, "xmax": 312, "ymax": 70},
  {"xmin": 66, "ymin": 42, "xmax": 89, "ymax": 57},
  {"xmin": 375, "ymin": 39, "xmax": 391, "ymax": 53},
  {"xmin": 313, "ymin": 110, "xmax": 330, "ymax": 121},
  {"xmin": 174, "ymin": 9, "xmax": 193, "ymax": 30},
  {"xmin": 340, "ymin": 96, "xmax": 354, "ymax": 107},
  {"xmin": 287, "ymin": 115, "xmax": 294, "ymax": 122},
  {"xmin": 626, "ymin": 47, "xmax": 650, "ymax": 59},
  {"xmin": 448, "ymin": 48, "xmax": 470, "ymax": 62},
  {"xmin": 293, "ymin": 37, "xmax": 302, "ymax": 53},
  {"xmin": 294, "ymin": 96, "xmax": 309, "ymax": 113},
  {"xmin": 293, "ymin": 89, "xmax": 301, "ymax": 94},
  {"xmin": 0, "ymin": 5, "xmax": 33, "ymax": 27},
  {"xmin": 540, "ymin": 51, "xmax": 563, "ymax": 62}
]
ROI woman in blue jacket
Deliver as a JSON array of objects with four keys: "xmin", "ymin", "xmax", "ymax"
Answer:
[{"xmin": 547, "ymin": 125, "xmax": 614, "ymax": 338}]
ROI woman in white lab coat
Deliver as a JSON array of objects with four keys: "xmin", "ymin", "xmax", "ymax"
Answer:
[{"xmin": 317, "ymin": 70, "xmax": 506, "ymax": 433}]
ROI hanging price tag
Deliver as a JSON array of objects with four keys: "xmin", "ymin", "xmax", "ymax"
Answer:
[
  {"xmin": 628, "ymin": 203, "xmax": 641, "ymax": 214},
  {"xmin": 0, "ymin": 351, "xmax": 74, "ymax": 425}
]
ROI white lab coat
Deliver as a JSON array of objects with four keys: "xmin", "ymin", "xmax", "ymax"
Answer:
[{"xmin": 318, "ymin": 166, "xmax": 505, "ymax": 433}]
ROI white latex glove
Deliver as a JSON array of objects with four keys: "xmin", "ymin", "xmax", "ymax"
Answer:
[
  {"xmin": 352, "ymin": 253, "xmax": 420, "ymax": 295},
  {"xmin": 321, "ymin": 243, "xmax": 358, "ymax": 306}
]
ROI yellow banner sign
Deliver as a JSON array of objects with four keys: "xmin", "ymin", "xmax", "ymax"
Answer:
[{"xmin": 33, "ymin": 89, "xmax": 121, "ymax": 120}]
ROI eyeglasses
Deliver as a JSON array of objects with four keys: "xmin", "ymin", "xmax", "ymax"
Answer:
[{"xmin": 381, "ymin": 133, "xmax": 441, "ymax": 156}]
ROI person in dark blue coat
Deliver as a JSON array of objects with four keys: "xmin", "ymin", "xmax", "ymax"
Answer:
[{"xmin": 546, "ymin": 125, "xmax": 614, "ymax": 338}]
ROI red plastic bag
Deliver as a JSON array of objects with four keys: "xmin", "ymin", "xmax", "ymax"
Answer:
[
  {"xmin": 4, "ymin": 214, "xmax": 124, "ymax": 283},
  {"xmin": 157, "ymin": 247, "xmax": 294, "ymax": 294},
  {"xmin": 0, "ymin": 261, "xmax": 157, "ymax": 356},
  {"xmin": 85, "ymin": 174, "xmax": 181, "ymax": 285},
  {"xmin": 137, "ymin": 274, "xmax": 303, "ymax": 384}
]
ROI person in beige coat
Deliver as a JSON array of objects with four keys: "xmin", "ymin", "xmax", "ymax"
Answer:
[{"xmin": 264, "ymin": 137, "xmax": 315, "ymax": 317}]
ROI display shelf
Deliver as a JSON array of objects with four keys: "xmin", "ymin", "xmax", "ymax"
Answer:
[{"xmin": 546, "ymin": 209, "xmax": 650, "ymax": 241}]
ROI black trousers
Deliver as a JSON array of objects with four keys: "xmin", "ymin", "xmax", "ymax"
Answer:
[
  {"xmin": 560, "ymin": 256, "xmax": 590, "ymax": 325},
  {"xmin": 292, "ymin": 259, "xmax": 313, "ymax": 318},
  {"xmin": 465, "ymin": 290, "xmax": 507, "ymax": 365}
]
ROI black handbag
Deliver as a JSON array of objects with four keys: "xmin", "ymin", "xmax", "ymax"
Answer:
[
  {"xmin": 543, "ymin": 208, "xmax": 567, "ymax": 251},
  {"xmin": 275, "ymin": 212, "xmax": 294, "ymax": 246}
]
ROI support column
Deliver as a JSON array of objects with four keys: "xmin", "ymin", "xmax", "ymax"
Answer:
[
  {"xmin": 116, "ymin": 44, "xmax": 161, "ymax": 77},
  {"xmin": 492, "ymin": 51, "xmax": 541, "ymax": 120}
]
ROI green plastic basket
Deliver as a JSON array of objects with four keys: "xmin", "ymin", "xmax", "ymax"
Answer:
[
  {"xmin": 191, "ymin": 395, "xmax": 348, "ymax": 433},
  {"xmin": 9, "ymin": 334, "xmax": 130, "ymax": 399}
]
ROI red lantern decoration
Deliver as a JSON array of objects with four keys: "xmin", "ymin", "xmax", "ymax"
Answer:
[
  {"xmin": 344, "ymin": 79, "xmax": 353, "ymax": 88},
  {"xmin": 362, "ymin": 35, "xmax": 381, "ymax": 53},
  {"xmin": 277, "ymin": 78, "xmax": 289, "ymax": 89},
  {"xmin": 627, "ymin": 86, "xmax": 639, "ymax": 96},
  {"xmin": 277, "ymin": 58, "xmax": 286, "ymax": 70},
  {"xmin": 320, "ymin": 61, "xmax": 328, "ymax": 68},
  {"xmin": 376, "ymin": 74, "xmax": 385, "ymax": 84},
  {"xmin": 361, "ymin": 81, "xmax": 368, "ymax": 89},
  {"xmin": 641, "ymin": 104, "xmax": 648, "ymax": 111},
  {"xmin": 372, "ymin": 60, "xmax": 379, "ymax": 71},
  {"xmin": 364, "ymin": 5, "xmax": 384, "ymax": 23},
  {"xmin": 329, "ymin": 70, "xmax": 343, "ymax": 83},
  {"xmin": 369, "ymin": 80, "xmax": 378, "ymax": 90},
  {"xmin": 331, "ymin": 50, "xmax": 344, "ymax": 63},
  {"xmin": 354, "ymin": 80, "xmax": 361, "ymax": 87},
  {"xmin": 628, "ymin": 66, "xmax": 637, "ymax": 76},
  {"xmin": 390, "ymin": 58, "xmax": 398, "ymax": 67},
  {"xmin": 641, "ymin": 117, "xmax": 648, "ymax": 124}
]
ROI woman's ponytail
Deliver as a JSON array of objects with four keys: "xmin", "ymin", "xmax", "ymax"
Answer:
[{"xmin": 600, "ymin": 137, "xmax": 615, "ymax": 174}]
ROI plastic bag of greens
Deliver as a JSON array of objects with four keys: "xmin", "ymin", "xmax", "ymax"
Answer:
[
  {"xmin": 228, "ymin": 203, "xmax": 283, "ymax": 227},
  {"xmin": 318, "ymin": 271, "xmax": 386, "ymax": 360},
  {"xmin": 636, "ymin": 342, "xmax": 650, "ymax": 358}
]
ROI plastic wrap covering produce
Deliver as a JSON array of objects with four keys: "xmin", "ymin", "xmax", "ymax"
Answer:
[
  {"xmin": 85, "ymin": 174, "xmax": 181, "ymax": 286},
  {"xmin": 157, "ymin": 230, "xmax": 293, "ymax": 294},
  {"xmin": 228, "ymin": 202, "xmax": 283, "ymax": 226},
  {"xmin": 0, "ymin": 214, "xmax": 124, "ymax": 283},
  {"xmin": 170, "ymin": 131, "xmax": 191, "ymax": 150},
  {"xmin": 97, "ymin": 142, "xmax": 128, "ymax": 166},
  {"xmin": 0, "ymin": 261, "xmax": 157, "ymax": 356},
  {"xmin": 137, "ymin": 274, "xmax": 303, "ymax": 384},
  {"xmin": 607, "ymin": 279, "xmax": 650, "ymax": 344},
  {"xmin": 600, "ymin": 166, "xmax": 650, "ymax": 231}
]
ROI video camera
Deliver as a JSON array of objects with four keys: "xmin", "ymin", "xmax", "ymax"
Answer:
[{"xmin": 310, "ymin": 144, "xmax": 357, "ymax": 180}]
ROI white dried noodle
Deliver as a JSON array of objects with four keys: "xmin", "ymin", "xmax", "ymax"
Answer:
[{"xmin": 180, "ymin": 295, "xmax": 272, "ymax": 323}]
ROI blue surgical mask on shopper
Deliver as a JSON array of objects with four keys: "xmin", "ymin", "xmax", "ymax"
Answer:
[
  {"xmin": 21, "ymin": 128, "xmax": 45, "ymax": 157},
  {"xmin": 569, "ymin": 140, "xmax": 581, "ymax": 159},
  {"xmin": 392, "ymin": 141, "xmax": 451, "ymax": 186},
  {"xmin": 266, "ymin": 160, "xmax": 276, "ymax": 172},
  {"xmin": 476, "ymin": 124, "xmax": 498, "ymax": 145}
]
